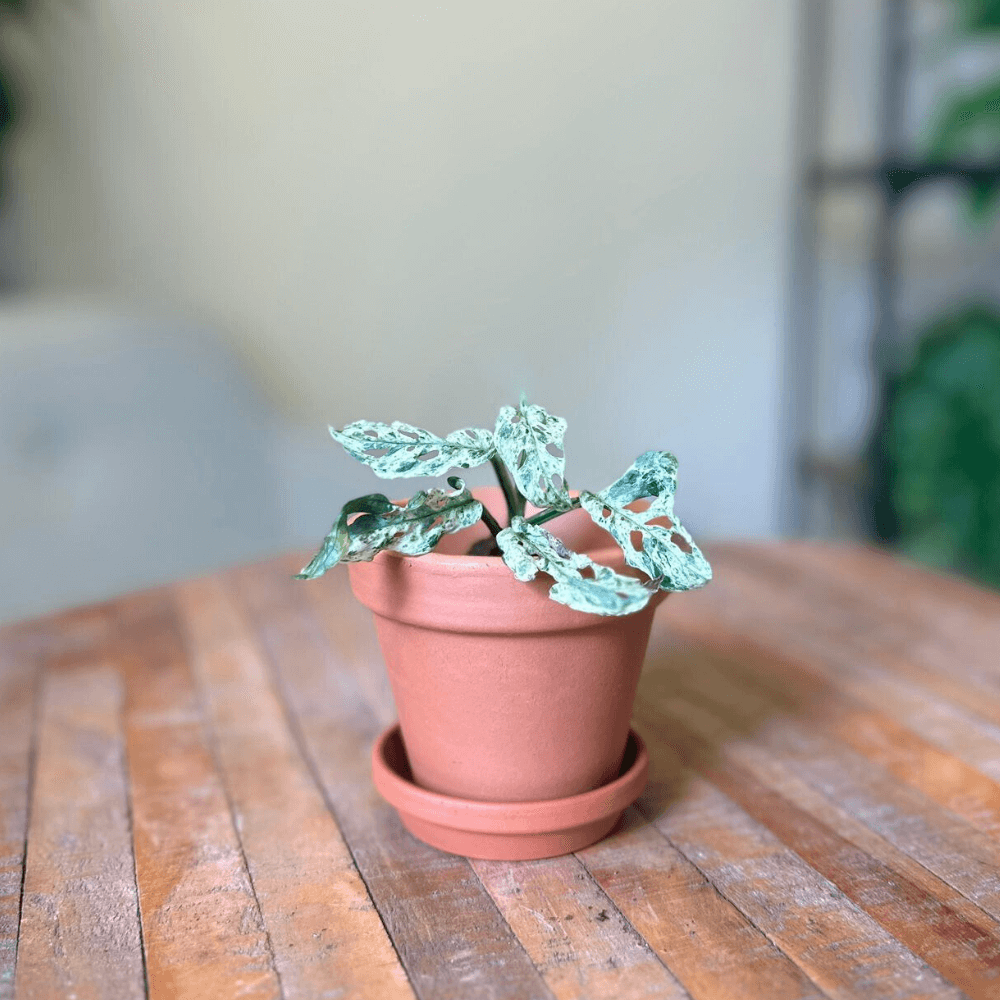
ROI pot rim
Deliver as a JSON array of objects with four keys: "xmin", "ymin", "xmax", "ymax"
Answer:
[
  {"xmin": 376, "ymin": 484, "xmax": 625, "ymax": 577},
  {"xmin": 371, "ymin": 539, "xmax": 626, "ymax": 576}
]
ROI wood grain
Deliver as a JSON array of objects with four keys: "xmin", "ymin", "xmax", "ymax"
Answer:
[
  {"xmin": 650, "ymin": 774, "xmax": 966, "ymax": 1000},
  {"xmin": 176, "ymin": 575, "xmax": 413, "ymax": 1000},
  {"xmin": 14, "ymin": 665, "xmax": 145, "ymax": 1000},
  {"xmin": 664, "ymin": 554, "xmax": 1000, "ymax": 803},
  {"xmin": 580, "ymin": 810, "xmax": 830, "ymax": 1000},
  {"xmin": 469, "ymin": 852, "xmax": 689, "ymax": 1000},
  {"xmin": 635, "ymin": 689, "xmax": 1000, "ymax": 999},
  {"xmin": 231, "ymin": 559, "xmax": 554, "ymax": 1000},
  {"xmin": 0, "ymin": 625, "xmax": 38, "ymax": 1000},
  {"xmin": 6, "ymin": 541, "xmax": 1000, "ymax": 999},
  {"xmin": 116, "ymin": 590, "xmax": 281, "ymax": 1000}
]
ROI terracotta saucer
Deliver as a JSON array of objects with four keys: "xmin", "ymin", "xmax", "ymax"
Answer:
[{"xmin": 371, "ymin": 724, "xmax": 649, "ymax": 860}]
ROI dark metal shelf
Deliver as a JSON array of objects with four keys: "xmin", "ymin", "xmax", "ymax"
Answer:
[
  {"xmin": 809, "ymin": 160, "xmax": 1000, "ymax": 194},
  {"xmin": 784, "ymin": 0, "xmax": 1000, "ymax": 539}
]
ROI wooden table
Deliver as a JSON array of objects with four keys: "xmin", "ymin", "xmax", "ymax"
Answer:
[{"xmin": 3, "ymin": 543, "xmax": 1000, "ymax": 1000}]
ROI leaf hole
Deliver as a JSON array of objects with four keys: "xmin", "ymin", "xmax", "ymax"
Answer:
[
  {"xmin": 417, "ymin": 450, "xmax": 440, "ymax": 462},
  {"xmin": 602, "ymin": 506, "xmax": 612, "ymax": 519},
  {"xmin": 464, "ymin": 429, "xmax": 476, "ymax": 439},
  {"xmin": 511, "ymin": 413, "xmax": 521, "ymax": 424},
  {"xmin": 516, "ymin": 450, "xmax": 527, "ymax": 469},
  {"xmin": 671, "ymin": 533, "xmax": 692, "ymax": 553},
  {"xmin": 363, "ymin": 429, "xmax": 379, "ymax": 438},
  {"xmin": 538, "ymin": 473, "xmax": 547, "ymax": 490},
  {"xmin": 429, "ymin": 516, "xmax": 444, "ymax": 529},
  {"xmin": 546, "ymin": 443, "xmax": 564, "ymax": 457},
  {"xmin": 630, "ymin": 530, "xmax": 644, "ymax": 552},
  {"xmin": 579, "ymin": 566, "xmax": 595, "ymax": 579},
  {"xmin": 552, "ymin": 474, "xmax": 563, "ymax": 490},
  {"xmin": 364, "ymin": 447, "xmax": 390, "ymax": 458},
  {"xmin": 399, "ymin": 430, "xmax": 419, "ymax": 440}
]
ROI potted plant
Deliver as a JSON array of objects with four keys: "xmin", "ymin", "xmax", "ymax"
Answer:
[{"xmin": 297, "ymin": 395, "xmax": 712, "ymax": 859}]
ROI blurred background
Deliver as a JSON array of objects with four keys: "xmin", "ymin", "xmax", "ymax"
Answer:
[{"xmin": 0, "ymin": 0, "xmax": 997, "ymax": 625}]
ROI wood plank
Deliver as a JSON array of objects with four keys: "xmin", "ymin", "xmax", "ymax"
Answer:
[
  {"xmin": 176, "ymin": 575, "xmax": 414, "ymax": 999},
  {"xmin": 579, "ymin": 810, "xmax": 829, "ymax": 1000},
  {"xmin": 230, "ymin": 560, "xmax": 554, "ymax": 1000},
  {"xmin": 663, "ymin": 560, "xmax": 1000, "ymax": 796},
  {"xmin": 0, "ymin": 626, "xmax": 39, "ymax": 1000},
  {"xmin": 654, "ymin": 635, "xmax": 1000, "ymax": 840},
  {"xmin": 700, "ymin": 714, "xmax": 1000, "ymax": 964},
  {"xmin": 722, "ymin": 545, "xmax": 1000, "ymax": 720},
  {"xmin": 116, "ymin": 591, "xmax": 281, "ymax": 1000},
  {"xmin": 634, "ymin": 683, "xmax": 1000, "ymax": 999},
  {"xmin": 471, "ymin": 837, "xmax": 692, "ymax": 1000},
  {"xmin": 766, "ymin": 542, "xmax": 1000, "ymax": 646},
  {"xmin": 704, "ymin": 546, "xmax": 1000, "ymax": 706},
  {"xmin": 646, "ymin": 773, "xmax": 967, "ymax": 1000},
  {"xmin": 14, "ymin": 665, "xmax": 146, "ymax": 1000},
  {"xmin": 645, "ymin": 655, "xmax": 1000, "ymax": 925}
]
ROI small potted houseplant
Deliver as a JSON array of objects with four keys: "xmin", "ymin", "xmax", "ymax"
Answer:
[{"xmin": 298, "ymin": 395, "xmax": 711, "ymax": 859}]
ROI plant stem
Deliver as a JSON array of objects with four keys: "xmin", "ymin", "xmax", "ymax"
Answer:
[
  {"xmin": 479, "ymin": 504, "xmax": 503, "ymax": 539},
  {"xmin": 525, "ymin": 497, "xmax": 581, "ymax": 527},
  {"xmin": 490, "ymin": 455, "xmax": 526, "ymax": 522}
]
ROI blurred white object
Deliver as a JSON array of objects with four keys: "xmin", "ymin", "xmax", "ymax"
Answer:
[{"xmin": 0, "ymin": 299, "xmax": 297, "ymax": 625}]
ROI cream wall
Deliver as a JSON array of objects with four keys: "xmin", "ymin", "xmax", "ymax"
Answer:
[{"xmin": 7, "ymin": 1, "xmax": 795, "ymax": 537}]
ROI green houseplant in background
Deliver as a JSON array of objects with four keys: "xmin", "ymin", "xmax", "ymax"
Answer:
[
  {"xmin": 0, "ymin": 0, "xmax": 28, "ymax": 208},
  {"xmin": 879, "ymin": 0, "xmax": 1000, "ymax": 590},
  {"xmin": 297, "ymin": 396, "xmax": 711, "ymax": 860},
  {"xmin": 886, "ymin": 307, "xmax": 1000, "ymax": 587}
]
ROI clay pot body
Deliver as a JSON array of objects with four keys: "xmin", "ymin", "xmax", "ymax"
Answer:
[{"xmin": 348, "ymin": 487, "xmax": 664, "ymax": 803}]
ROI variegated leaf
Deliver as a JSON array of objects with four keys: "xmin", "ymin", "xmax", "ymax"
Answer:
[
  {"xmin": 579, "ymin": 450, "xmax": 712, "ymax": 592},
  {"xmin": 330, "ymin": 420, "xmax": 495, "ymax": 478},
  {"xmin": 497, "ymin": 517, "xmax": 655, "ymax": 616},
  {"xmin": 494, "ymin": 394, "xmax": 573, "ymax": 510},
  {"xmin": 296, "ymin": 477, "xmax": 482, "ymax": 578}
]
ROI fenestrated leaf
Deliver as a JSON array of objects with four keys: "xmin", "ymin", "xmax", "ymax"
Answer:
[
  {"xmin": 296, "ymin": 477, "xmax": 482, "ymax": 578},
  {"xmin": 579, "ymin": 451, "xmax": 712, "ymax": 592},
  {"xmin": 497, "ymin": 517, "xmax": 655, "ymax": 616},
  {"xmin": 330, "ymin": 420, "xmax": 495, "ymax": 478},
  {"xmin": 494, "ymin": 394, "xmax": 573, "ymax": 510}
]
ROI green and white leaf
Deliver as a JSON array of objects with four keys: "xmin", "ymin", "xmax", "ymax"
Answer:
[
  {"xmin": 579, "ymin": 450, "xmax": 712, "ymax": 592},
  {"xmin": 494, "ymin": 394, "xmax": 573, "ymax": 510},
  {"xmin": 497, "ymin": 517, "xmax": 655, "ymax": 616},
  {"xmin": 296, "ymin": 477, "xmax": 482, "ymax": 578},
  {"xmin": 330, "ymin": 420, "xmax": 496, "ymax": 478}
]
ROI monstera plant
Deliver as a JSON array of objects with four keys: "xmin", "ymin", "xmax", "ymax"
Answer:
[
  {"xmin": 885, "ymin": 306, "xmax": 1000, "ymax": 589},
  {"xmin": 297, "ymin": 394, "xmax": 711, "ymax": 615},
  {"xmin": 297, "ymin": 396, "xmax": 711, "ymax": 860},
  {"xmin": 874, "ymin": 0, "xmax": 1000, "ymax": 590},
  {"xmin": 925, "ymin": 0, "xmax": 1000, "ymax": 220}
]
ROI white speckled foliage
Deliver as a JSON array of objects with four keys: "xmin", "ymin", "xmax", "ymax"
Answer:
[
  {"xmin": 497, "ymin": 517, "xmax": 656, "ymax": 616},
  {"xmin": 330, "ymin": 421, "xmax": 496, "ymax": 478},
  {"xmin": 299, "ymin": 397, "xmax": 711, "ymax": 615},
  {"xmin": 493, "ymin": 394, "xmax": 573, "ymax": 510},
  {"xmin": 580, "ymin": 451, "xmax": 712, "ymax": 593},
  {"xmin": 296, "ymin": 478, "xmax": 482, "ymax": 577}
]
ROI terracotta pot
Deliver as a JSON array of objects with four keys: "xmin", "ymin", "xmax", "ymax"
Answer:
[{"xmin": 349, "ymin": 487, "xmax": 664, "ymax": 808}]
